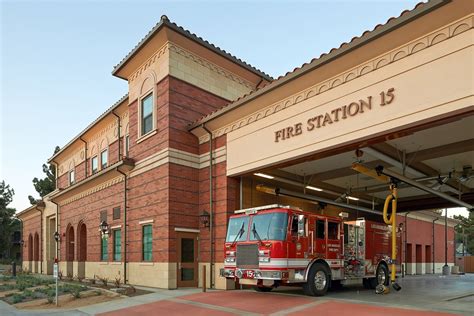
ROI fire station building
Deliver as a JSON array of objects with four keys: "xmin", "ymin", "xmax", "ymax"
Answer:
[{"xmin": 18, "ymin": 0, "xmax": 472, "ymax": 289}]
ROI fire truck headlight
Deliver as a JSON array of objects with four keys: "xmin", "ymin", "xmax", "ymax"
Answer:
[
  {"xmin": 225, "ymin": 257, "xmax": 236, "ymax": 263},
  {"xmin": 255, "ymin": 271, "xmax": 262, "ymax": 278},
  {"xmin": 235, "ymin": 269, "xmax": 243, "ymax": 278},
  {"xmin": 259, "ymin": 257, "xmax": 271, "ymax": 263}
]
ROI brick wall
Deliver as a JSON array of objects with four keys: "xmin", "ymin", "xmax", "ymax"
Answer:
[
  {"xmin": 59, "ymin": 181, "xmax": 125, "ymax": 262},
  {"xmin": 21, "ymin": 211, "xmax": 42, "ymax": 262}
]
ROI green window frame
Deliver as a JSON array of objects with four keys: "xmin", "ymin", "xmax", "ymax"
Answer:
[
  {"xmin": 113, "ymin": 230, "xmax": 121, "ymax": 261},
  {"xmin": 142, "ymin": 225, "xmax": 152, "ymax": 261},
  {"xmin": 101, "ymin": 237, "xmax": 108, "ymax": 261}
]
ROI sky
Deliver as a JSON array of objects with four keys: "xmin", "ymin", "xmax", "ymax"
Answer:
[{"xmin": 0, "ymin": 0, "xmax": 469, "ymax": 218}]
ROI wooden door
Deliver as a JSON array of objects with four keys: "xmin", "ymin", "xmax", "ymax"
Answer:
[{"xmin": 177, "ymin": 232, "xmax": 198, "ymax": 287}]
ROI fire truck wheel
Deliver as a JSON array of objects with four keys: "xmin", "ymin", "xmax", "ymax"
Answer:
[
  {"xmin": 303, "ymin": 263, "xmax": 330, "ymax": 296},
  {"xmin": 370, "ymin": 264, "xmax": 389, "ymax": 289},
  {"xmin": 253, "ymin": 286, "xmax": 273, "ymax": 292}
]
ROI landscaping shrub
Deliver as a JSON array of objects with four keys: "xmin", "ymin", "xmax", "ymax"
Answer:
[
  {"xmin": 114, "ymin": 276, "xmax": 122, "ymax": 288},
  {"xmin": 11, "ymin": 294, "xmax": 25, "ymax": 304}
]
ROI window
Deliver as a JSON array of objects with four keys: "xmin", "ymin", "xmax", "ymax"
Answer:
[
  {"xmin": 141, "ymin": 93, "xmax": 153, "ymax": 135},
  {"xmin": 101, "ymin": 237, "xmax": 108, "ymax": 261},
  {"xmin": 69, "ymin": 169, "xmax": 75, "ymax": 185},
  {"xmin": 101, "ymin": 149, "xmax": 108, "ymax": 169},
  {"xmin": 142, "ymin": 225, "xmax": 152, "ymax": 261},
  {"xmin": 113, "ymin": 230, "xmax": 121, "ymax": 261},
  {"xmin": 91, "ymin": 156, "xmax": 98, "ymax": 174},
  {"xmin": 316, "ymin": 220, "xmax": 325, "ymax": 239},
  {"xmin": 125, "ymin": 135, "xmax": 130, "ymax": 156},
  {"xmin": 328, "ymin": 222, "xmax": 339, "ymax": 240},
  {"xmin": 113, "ymin": 207, "xmax": 120, "ymax": 220}
]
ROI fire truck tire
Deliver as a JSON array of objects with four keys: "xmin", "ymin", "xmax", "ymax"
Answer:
[
  {"xmin": 253, "ymin": 286, "xmax": 272, "ymax": 292},
  {"xmin": 369, "ymin": 264, "xmax": 389, "ymax": 289},
  {"xmin": 303, "ymin": 263, "xmax": 330, "ymax": 296}
]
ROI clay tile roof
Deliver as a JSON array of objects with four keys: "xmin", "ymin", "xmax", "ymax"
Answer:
[
  {"xmin": 48, "ymin": 93, "xmax": 129, "ymax": 162},
  {"xmin": 112, "ymin": 15, "xmax": 273, "ymax": 81},
  {"xmin": 189, "ymin": 0, "xmax": 446, "ymax": 131}
]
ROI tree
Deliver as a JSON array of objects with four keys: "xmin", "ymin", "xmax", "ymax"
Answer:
[
  {"xmin": 28, "ymin": 146, "xmax": 60, "ymax": 204},
  {"xmin": 0, "ymin": 181, "xmax": 19, "ymax": 259},
  {"xmin": 453, "ymin": 213, "xmax": 474, "ymax": 255}
]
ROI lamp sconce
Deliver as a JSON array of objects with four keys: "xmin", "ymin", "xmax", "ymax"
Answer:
[
  {"xmin": 199, "ymin": 210, "xmax": 210, "ymax": 228},
  {"xmin": 99, "ymin": 221, "xmax": 110, "ymax": 238}
]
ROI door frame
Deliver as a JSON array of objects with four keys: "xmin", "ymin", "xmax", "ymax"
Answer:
[{"xmin": 176, "ymin": 231, "xmax": 198, "ymax": 287}]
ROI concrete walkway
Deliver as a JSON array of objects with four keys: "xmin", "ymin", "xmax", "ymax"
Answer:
[{"xmin": 1, "ymin": 274, "xmax": 472, "ymax": 315}]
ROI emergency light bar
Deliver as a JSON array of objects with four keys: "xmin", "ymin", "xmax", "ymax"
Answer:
[{"xmin": 234, "ymin": 204, "xmax": 302, "ymax": 214}]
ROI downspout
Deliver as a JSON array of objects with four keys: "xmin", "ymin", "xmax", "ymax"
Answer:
[
  {"xmin": 51, "ymin": 161, "xmax": 60, "ymax": 263},
  {"xmin": 36, "ymin": 206, "xmax": 43, "ymax": 274},
  {"xmin": 18, "ymin": 218, "xmax": 24, "ymax": 266},
  {"xmin": 116, "ymin": 167, "xmax": 127, "ymax": 284},
  {"xmin": 444, "ymin": 209, "xmax": 448, "ymax": 269},
  {"xmin": 112, "ymin": 111, "xmax": 122, "ymax": 161},
  {"xmin": 404, "ymin": 212, "xmax": 410, "ymax": 275},
  {"xmin": 202, "ymin": 124, "xmax": 214, "ymax": 289},
  {"xmin": 79, "ymin": 137, "xmax": 88, "ymax": 178},
  {"xmin": 50, "ymin": 200, "xmax": 60, "ymax": 262},
  {"xmin": 432, "ymin": 217, "xmax": 438, "ymax": 274}
]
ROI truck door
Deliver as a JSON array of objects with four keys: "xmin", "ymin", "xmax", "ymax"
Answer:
[
  {"xmin": 326, "ymin": 220, "xmax": 341, "ymax": 260},
  {"xmin": 289, "ymin": 214, "xmax": 309, "ymax": 260}
]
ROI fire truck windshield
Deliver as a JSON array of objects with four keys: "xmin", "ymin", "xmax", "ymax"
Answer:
[
  {"xmin": 226, "ymin": 216, "xmax": 249, "ymax": 242},
  {"xmin": 249, "ymin": 212, "xmax": 288, "ymax": 241}
]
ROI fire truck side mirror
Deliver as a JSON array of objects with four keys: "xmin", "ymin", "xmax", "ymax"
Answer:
[{"xmin": 297, "ymin": 215, "xmax": 305, "ymax": 237}]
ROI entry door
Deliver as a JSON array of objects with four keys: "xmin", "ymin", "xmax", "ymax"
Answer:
[{"xmin": 177, "ymin": 232, "xmax": 198, "ymax": 287}]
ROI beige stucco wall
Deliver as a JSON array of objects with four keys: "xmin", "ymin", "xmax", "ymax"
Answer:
[{"xmin": 226, "ymin": 21, "xmax": 473, "ymax": 175}]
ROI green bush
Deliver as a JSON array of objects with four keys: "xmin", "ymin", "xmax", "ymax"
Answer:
[
  {"xmin": 11, "ymin": 294, "xmax": 25, "ymax": 304},
  {"xmin": 23, "ymin": 289, "xmax": 33, "ymax": 297},
  {"xmin": 71, "ymin": 287, "xmax": 81, "ymax": 299},
  {"xmin": 47, "ymin": 291, "xmax": 55, "ymax": 304}
]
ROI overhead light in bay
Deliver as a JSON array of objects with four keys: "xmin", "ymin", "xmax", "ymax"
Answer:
[
  {"xmin": 347, "ymin": 196, "xmax": 360, "ymax": 201},
  {"xmin": 305, "ymin": 185, "xmax": 323, "ymax": 192},
  {"xmin": 254, "ymin": 173, "xmax": 274, "ymax": 179}
]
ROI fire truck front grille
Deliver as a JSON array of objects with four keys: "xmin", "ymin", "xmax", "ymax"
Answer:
[{"xmin": 236, "ymin": 244, "xmax": 259, "ymax": 268}]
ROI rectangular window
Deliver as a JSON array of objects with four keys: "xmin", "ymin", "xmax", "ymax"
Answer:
[
  {"xmin": 141, "ymin": 93, "xmax": 153, "ymax": 135},
  {"xmin": 101, "ymin": 237, "xmax": 108, "ymax": 261},
  {"xmin": 69, "ymin": 169, "xmax": 75, "ymax": 185},
  {"xmin": 125, "ymin": 135, "xmax": 130, "ymax": 156},
  {"xmin": 113, "ymin": 230, "xmax": 121, "ymax": 261},
  {"xmin": 328, "ymin": 222, "xmax": 339, "ymax": 240},
  {"xmin": 101, "ymin": 149, "xmax": 108, "ymax": 169},
  {"xmin": 142, "ymin": 225, "xmax": 152, "ymax": 261},
  {"xmin": 91, "ymin": 156, "xmax": 98, "ymax": 174},
  {"xmin": 316, "ymin": 220, "xmax": 325, "ymax": 239},
  {"xmin": 113, "ymin": 207, "xmax": 120, "ymax": 220}
]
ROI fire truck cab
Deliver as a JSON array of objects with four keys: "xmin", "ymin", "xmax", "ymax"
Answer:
[{"xmin": 220, "ymin": 204, "xmax": 399, "ymax": 296}]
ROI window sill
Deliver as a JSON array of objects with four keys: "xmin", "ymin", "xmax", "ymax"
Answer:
[
  {"xmin": 139, "ymin": 262, "xmax": 154, "ymax": 266},
  {"xmin": 136, "ymin": 129, "xmax": 157, "ymax": 144},
  {"xmin": 99, "ymin": 262, "xmax": 109, "ymax": 265},
  {"xmin": 111, "ymin": 262, "xmax": 122, "ymax": 265}
]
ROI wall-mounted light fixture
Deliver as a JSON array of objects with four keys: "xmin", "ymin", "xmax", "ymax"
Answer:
[{"xmin": 199, "ymin": 210, "xmax": 210, "ymax": 228}]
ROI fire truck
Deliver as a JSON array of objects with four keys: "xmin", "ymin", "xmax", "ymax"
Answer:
[{"xmin": 220, "ymin": 204, "xmax": 400, "ymax": 296}]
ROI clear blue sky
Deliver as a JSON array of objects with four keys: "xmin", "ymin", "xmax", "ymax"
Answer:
[{"xmin": 2, "ymin": 0, "xmax": 465, "ymax": 217}]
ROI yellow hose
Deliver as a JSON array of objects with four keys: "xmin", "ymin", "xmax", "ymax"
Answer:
[{"xmin": 382, "ymin": 186, "xmax": 397, "ymax": 283}]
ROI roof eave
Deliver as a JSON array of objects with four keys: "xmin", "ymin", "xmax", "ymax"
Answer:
[
  {"xmin": 188, "ymin": 0, "xmax": 449, "ymax": 132},
  {"xmin": 48, "ymin": 94, "xmax": 129, "ymax": 163}
]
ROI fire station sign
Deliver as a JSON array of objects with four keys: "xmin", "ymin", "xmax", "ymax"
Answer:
[
  {"xmin": 226, "ymin": 38, "xmax": 472, "ymax": 176},
  {"xmin": 274, "ymin": 88, "xmax": 395, "ymax": 143}
]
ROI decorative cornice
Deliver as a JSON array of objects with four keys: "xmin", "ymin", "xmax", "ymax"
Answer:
[
  {"xmin": 59, "ymin": 176, "xmax": 124, "ymax": 206},
  {"xmin": 129, "ymin": 42, "xmax": 169, "ymax": 83},
  {"xmin": 169, "ymin": 43, "xmax": 254, "ymax": 90},
  {"xmin": 199, "ymin": 15, "xmax": 473, "ymax": 144}
]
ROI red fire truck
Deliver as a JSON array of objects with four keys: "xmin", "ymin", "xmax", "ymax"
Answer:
[{"xmin": 220, "ymin": 204, "xmax": 400, "ymax": 296}]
